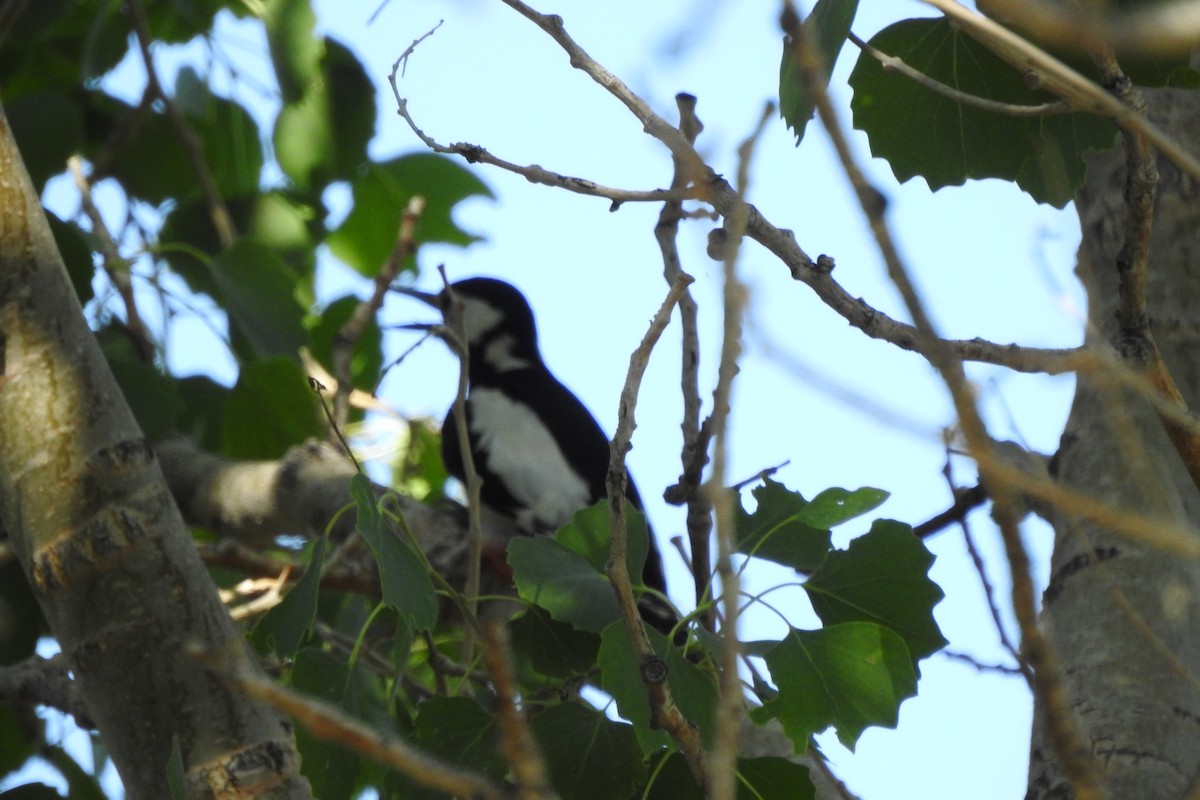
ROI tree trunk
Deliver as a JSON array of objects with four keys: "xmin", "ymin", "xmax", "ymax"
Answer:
[
  {"xmin": 0, "ymin": 105, "xmax": 310, "ymax": 799},
  {"xmin": 1029, "ymin": 89, "xmax": 1200, "ymax": 798}
]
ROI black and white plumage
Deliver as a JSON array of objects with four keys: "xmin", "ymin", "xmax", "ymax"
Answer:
[{"xmin": 403, "ymin": 277, "xmax": 675, "ymax": 634}]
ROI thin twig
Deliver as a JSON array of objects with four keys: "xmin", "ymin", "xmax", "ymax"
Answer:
[
  {"xmin": 387, "ymin": 23, "xmax": 696, "ymax": 208},
  {"xmin": 783, "ymin": 3, "xmax": 1103, "ymax": 797},
  {"xmin": 68, "ymin": 156, "xmax": 156, "ymax": 364},
  {"xmin": 655, "ymin": 93, "xmax": 713, "ymax": 629},
  {"xmin": 606, "ymin": 274, "xmax": 706, "ymax": 789},
  {"xmin": 848, "ymin": 32, "xmax": 1071, "ymax": 117},
  {"xmin": 438, "ymin": 268, "xmax": 486, "ymax": 666},
  {"xmin": 481, "ymin": 621, "xmax": 553, "ymax": 800},
  {"xmin": 214, "ymin": 653, "xmax": 513, "ymax": 800},
  {"xmin": 125, "ymin": 0, "xmax": 238, "ymax": 248},
  {"xmin": 706, "ymin": 101, "xmax": 774, "ymax": 800},
  {"xmin": 331, "ymin": 195, "xmax": 426, "ymax": 428}
]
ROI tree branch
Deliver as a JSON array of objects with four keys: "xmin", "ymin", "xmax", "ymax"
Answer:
[
  {"xmin": 655, "ymin": 93, "xmax": 713, "ymax": 629},
  {"xmin": 331, "ymin": 195, "xmax": 426, "ymax": 428},
  {"xmin": 0, "ymin": 654, "xmax": 94, "ymax": 729},
  {"xmin": 848, "ymin": 31, "xmax": 1071, "ymax": 117},
  {"xmin": 125, "ymin": 0, "xmax": 238, "ymax": 248}
]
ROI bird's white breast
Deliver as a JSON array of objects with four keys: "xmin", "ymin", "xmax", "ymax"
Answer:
[{"xmin": 468, "ymin": 387, "xmax": 592, "ymax": 532}]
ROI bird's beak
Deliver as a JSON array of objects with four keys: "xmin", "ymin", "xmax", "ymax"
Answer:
[
  {"xmin": 393, "ymin": 285, "xmax": 446, "ymax": 333},
  {"xmin": 393, "ymin": 285, "xmax": 442, "ymax": 308}
]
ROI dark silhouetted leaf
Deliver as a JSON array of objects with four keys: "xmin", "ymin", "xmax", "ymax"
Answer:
[
  {"xmin": 220, "ymin": 357, "xmax": 325, "ymax": 458},
  {"xmin": 532, "ymin": 702, "xmax": 646, "ymax": 800}
]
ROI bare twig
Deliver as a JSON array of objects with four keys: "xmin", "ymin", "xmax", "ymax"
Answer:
[
  {"xmin": 606, "ymin": 274, "xmax": 707, "ymax": 788},
  {"xmin": 481, "ymin": 622, "xmax": 553, "ymax": 800},
  {"xmin": 848, "ymin": 32, "xmax": 1071, "ymax": 117},
  {"xmin": 783, "ymin": 3, "xmax": 1103, "ymax": 796},
  {"xmin": 68, "ymin": 156, "xmax": 155, "ymax": 364},
  {"xmin": 125, "ymin": 0, "xmax": 238, "ymax": 248},
  {"xmin": 706, "ymin": 100, "xmax": 774, "ymax": 800},
  {"xmin": 913, "ymin": 483, "xmax": 989, "ymax": 538},
  {"xmin": 386, "ymin": 23, "xmax": 696, "ymax": 208},
  {"xmin": 438, "ymin": 268, "xmax": 487, "ymax": 665},
  {"xmin": 655, "ymin": 93, "xmax": 713, "ymax": 629},
  {"xmin": 215, "ymin": 653, "xmax": 513, "ymax": 800},
  {"xmin": 331, "ymin": 195, "xmax": 426, "ymax": 428}
]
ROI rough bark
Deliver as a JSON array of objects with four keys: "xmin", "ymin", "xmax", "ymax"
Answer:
[
  {"xmin": 0, "ymin": 104, "xmax": 310, "ymax": 799},
  {"xmin": 1029, "ymin": 89, "xmax": 1200, "ymax": 798}
]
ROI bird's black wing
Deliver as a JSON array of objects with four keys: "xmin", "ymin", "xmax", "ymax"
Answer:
[{"xmin": 442, "ymin": 367, "xmax": 674, "ymax": 632}]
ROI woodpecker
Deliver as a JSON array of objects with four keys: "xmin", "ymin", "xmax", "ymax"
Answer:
[{"xmin": 401, "ymin": 277, "xmax": 677, "ymax": 636}]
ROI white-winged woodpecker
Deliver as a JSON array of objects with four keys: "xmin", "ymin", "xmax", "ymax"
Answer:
[{"xmin": 401, "ymin": 277, "xmax": 677, "ymax": 636}]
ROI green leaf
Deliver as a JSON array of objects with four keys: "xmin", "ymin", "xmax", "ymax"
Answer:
[
  {"xmin": 351, "ymin": 474, "xmax": 438, "ymax": 630},
  {"xmin": 532, "ymin": 702, "xmax": 646, "ymax": 800},
  {"xmin": 264, "ymin": 0, "xmax": 322, "ymax": 103},
  {"xmin": 798, "ymin": 486, "xmax": 889, "ymax": 528},
  {"xmin": 414, "ymin": 697, "xmax": 504, "ymax": 781},
  {"xmin": 209, "ymin": 241, "xmax": 308, "ymax": 361},
  {"xmin": 5, "ymin": 90, "xmax": 83, "ymax": 187},
  {"xmin": 849, "ymin": 18, "xmax": 1117, "ymax": 207},
  {"xmin": 779, "ymin": 0, "xmax": 860, "ymax": 144},
  {"xmin": 328, "ymin": 154, "xmax": 492, "ymax": 275},
  {"xmin": 220, "ymin": 358, "xmax": 325, "ymax": 459},
  {"xmin": 643, "ymin": 752, "xmax": 815, "ymax": 800},
  {"xmin": 804, "ymin": 519, "xmax": 947, "ymax": 663},
  {"xmin": 47, "ymin": 212, "xmax": 95, "ymax": 307},
  {"xmin": 272, "ymin": 39, "xmax": 375, "ymax": 192},
  {"xmin": 509, "ymin": 536, "xmax": 620, "ymax": 634},
  {"xmin": 736, "ymin": 757, "xmax": 816, "ymax": 800},
  {"xmin": 159, "ymin": 191, "xmax": 317, "ymax": 300},
  {"xmin": 165, "ymin": 737, "xmax": 187, "ymax": 800},
  {"xmin": 734, "ymin": 478, "xmax": 833, "ymax": 571},
  {"xmin": 290, "ymin": 648, "xmax": 373, "ymax": 799},
  {"xmin": 104, "ymin": 359, "xmax": 184, "ymax": 441},
  {"xmin": 0, "ymin": 785, "xmax": 63, "ymax": 800},
  {"xmin": 176, "ymin": 376, "xmax": 230, "ymax": 452},
  {"xmin": 252, "ymin": 536, "xmax": 327, "ymax": 658},
  {"xmin": 754, "ymin": 622, "xmax": 917, "ymax": 751},
  {"xmin": 597, "ymin": 621, "xmax": 717, "ymax": 755},
  {"xmin": 0, "ymin": 705, "xmax": 34, "ymax": 775},
  {"xmin": 174, "ymin": 67, "xmax": 263, "ymax": 197},
  {"xmin": 509, "ymin": 606, "xmax": 600, "ymax": 681},
  {"xmin": 558, "ymin": 500, "xmax": 650, "ymax": 581}
]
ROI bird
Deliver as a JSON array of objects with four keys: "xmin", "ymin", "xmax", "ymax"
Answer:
[{"xmin": 399, "ymin": 277, "xmax": 678, "ymax": 637}]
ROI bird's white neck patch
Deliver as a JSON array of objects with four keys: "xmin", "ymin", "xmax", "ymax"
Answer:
[
  {"xmin": 482, "ymin": 334, "xmax": 532, "ymax": 371},
  {"xmin": 468, "ymin": 387, "xmax": 592, "ymax": 533}
]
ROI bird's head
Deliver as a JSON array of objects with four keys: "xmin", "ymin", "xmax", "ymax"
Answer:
[{"xmin": 398, "ymin": 277, "xmax": 542, "ymax": 374}]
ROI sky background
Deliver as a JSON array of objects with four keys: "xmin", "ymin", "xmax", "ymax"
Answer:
[{"xmin": 12, "ymin": 1, "xmax": 1090, "ymax": 797}]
